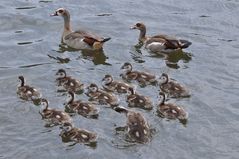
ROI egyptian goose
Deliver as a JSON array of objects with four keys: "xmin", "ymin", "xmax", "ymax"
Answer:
[
  {"xmin": 126, "ymin": 87, "xmax": 153, "ymax": 110},
  {"xmin": 114, "ymin": 106, "xmax": 151, "ymax": 143},
  {"xmin": 102, "ymin": 74, "xmax": 134, "ymax": 93},
  {"xmin": 157, "ymin": 92, "xmax": 188, "ymax": 122},
  {"xmin": 55, "ymin": 69, "xmax": 84, "ymax": 93},
  {"xmin": 60, "ymin": 122, "xmax": 97, "ymax": 144},
  {"xmin": 17, "ymin": 76, "xmax": 41, "ymax": 101},
  {"xmin": 131, "ymin": 22, "xmax": 191, "ymax": 52},
  {"xmin": 159, "ymin": 73, "xmax": 190, "ymax": 98},
  {"xmin": 120, "ymin": 62, "xmax": 157, "ymax": 86},
  {"xmin": 85, "ymin": 83, "xmax": 119, "ymax": 107},
  {"xmin": 39, "ymin": 98, "xmax": 72, "ymax": 126},
  {"xmin": 51, "ymin": 8, "xmax": 111, "ymax": 50}
]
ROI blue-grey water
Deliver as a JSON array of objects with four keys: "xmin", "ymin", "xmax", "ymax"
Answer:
[{"xmin": 0, "ymin": 0, "xmax": 239, "ymax": 158}]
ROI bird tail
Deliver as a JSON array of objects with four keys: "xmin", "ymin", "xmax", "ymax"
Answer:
[
  {"xmin": 114, "ymin": 106, "xmax": 128, "ymax": 114},
  {"xmin": 101, "ymin": 37, "xmax": 111, "ymax": 43},
  {"xmin": 179, "ymin": 39, "xmax": 192, "ymax": 49}
]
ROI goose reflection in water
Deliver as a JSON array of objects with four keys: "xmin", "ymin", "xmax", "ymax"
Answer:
[
  {"xmin": 50, "ymin": 44, "xmax": 110, "ymax": 65},
  {"xmin": 133, "ymin": 43, "xmax": 192, "ymax": 69}
]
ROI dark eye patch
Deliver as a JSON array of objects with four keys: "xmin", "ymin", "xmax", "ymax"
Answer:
[
  {"xmin": 136, "ymin": 23, "xmax": 141, "ymax": 27},
  {"xmin": 58, "ymin": 9, "xmax": 63, "ymax": 13}
]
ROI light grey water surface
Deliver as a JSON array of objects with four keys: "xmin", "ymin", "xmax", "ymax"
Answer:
[{"xmin": 0, "ymin": 0, "xmax": 239, "ymax": 159}]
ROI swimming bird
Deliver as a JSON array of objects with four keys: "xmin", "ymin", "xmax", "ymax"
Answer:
[
  {"xmin": 51, "ymin": 8, "xmax": 111, "ymax": 50},
  {"xmin": 114, "ymin": 106, "xmax": 151, "ymax": 143},
  {"xmin": 120, "ymin": 62, "xmax": 157, "ymax": 86},
  {"xmin": 17, "ymin": 76, "xmax": 41, "ymax": 101},
  {"xmin": 131, "ymin": 22, "xmax": 191, "ymax": 53},
  {"xmin": 159, "ymin": 73, "xmax": 190, "ymax": 98},
  {"xmin": 65, "ymin": 91, "xmax": 99, "ymax": 118},
  {"xmin": 60, "ymin": 122, "xmax": 97, "ymax": 144},
  {"xmin": 157, "ymin": 92, "xmax": 188, "ymax": 122},
  {"xmin": 39, "ymin": 98, "xmax": 72, "ymax": 126},
  {"xmin": 102, "ymin": 74, "xmax": 133, "ymax": 93},
  {"xmin": 126, "ymin": 87, "xmax": 153, "ymax": 110},
  {"xmin": 56, "ymin": 69, "xmax": 84, "ymax": 93},
  {"xmin": 85, "ymin": 83, "xmax": 119, "ymax": 107}
]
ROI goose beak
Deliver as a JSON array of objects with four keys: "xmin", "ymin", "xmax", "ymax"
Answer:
[
  {"xmin": 50, "ymin": 12, "xmax": 58, "ymax": 16},
  {"xmin": 130, "ymin": 25, "xmax": 137, "ymax": 30}
]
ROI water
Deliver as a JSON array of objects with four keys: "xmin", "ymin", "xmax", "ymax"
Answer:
[{"xmin": 0, "ymin": 0, "xmax": 239, "ymax": 158}]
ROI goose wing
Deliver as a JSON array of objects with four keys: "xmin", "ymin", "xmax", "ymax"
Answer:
[
  {"xmin": 147, "ymin": 36, "xmax": 180, "ymax": 49},
  {"xmin": 64, "ymin": 29, "xmax": 105, "ymax": 46}
]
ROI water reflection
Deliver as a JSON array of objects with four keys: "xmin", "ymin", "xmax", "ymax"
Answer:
[
  {"xmin": 133, "ymin": 43, "xmax": 192, "ymax": 69},
  {"xmin": 60, "ymin": 135, "xmax": 97, "ymax": 149},
  {"xmin": 56, "ymin": 44, "xmax": 110, "ymax": 65},
  {"xmin": 17, "ymin": 41, "xmax": 33, "ymax": 45},
  {"xmin": 157, "ymin": 111, "xmax": 188, "ymax": 127},
  {"xmin": 48, "ymin": 54, "xmax": 70, "ymax": 64},
  {"xmin": 15, "ymin": 7, "xmax": 36, "ymax": 10},
  {"xmin": 39, "ymin": 0, "xmax": 53, "ymax": 3}
]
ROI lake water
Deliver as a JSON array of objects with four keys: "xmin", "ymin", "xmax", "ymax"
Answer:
[{"xmin": 0, "ymin": 0, "xmax": 239, "ymax": 158}]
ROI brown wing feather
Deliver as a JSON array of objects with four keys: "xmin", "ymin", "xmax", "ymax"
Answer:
[
  {"xmin": 74, "ymin": 29, "xmax": 103, "ymax": 41},
  {"xmin": 83, "ymin": 37, "xmax": 97, "ymax": 46},
  {"xmin": 150, "ymin": 35, "xmax": 181, "ymax": 49}
]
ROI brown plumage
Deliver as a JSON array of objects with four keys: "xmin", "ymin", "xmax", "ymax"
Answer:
[
  {"xmin": 157, "ymin": 92, "xmax": 188, "ymax": 121},
  {"xmin": 51, "ymin": 8, "xmax": 110, "ymax": 50},
  {"xmin": 102, "ymin": 74, "xmax": 133, "ymax": 93},
  {"xmin": 114, "ymin": 106, "xmax": 151, "ymax": 143},
  {"xmin": 85, "ymin": 83, "xmax": 119, "ymax": 107},
  {"xmin": 39, "ymin": 98, "xmax": 72, "ymax": 126},
  {"xmin": 131, "ymin": 22, "xmax": 191, "ymax": 52},
  {"xmin": 17, "ymin": 76, "xmax": 41, "ymax": 101},
  {"xmin": 159, "ymin": 73, "xmax": 190, "ymax": 98},
  {"xmin": 126, "ymin": 87, "xmax": 153, "ymax": 110},
  {"xmin": 60, "ymin": 122, "xmax": 97, "ymax": 143},
  {"xmin": 120, "ymin": 62, "xmax": 157, "ymax": 86},
  {"xmin": 66, "ymin": 91, "xmax": 99, "ymax": 118},
  {"xmin": 56, "ymin": 69, "xmax": 84, "ymax": 93}
]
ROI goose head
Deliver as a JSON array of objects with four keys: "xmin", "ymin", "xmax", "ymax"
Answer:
[
  {"xmin": 102, "ymin": 74, "xmax": 113, "ymax": 85},
  {"xmin": 127, "ymin": 87, "xmax": 135, "ymax": 95},
  {"xmin": 87, "ymin": 83, "xmax": 99, "ymax": 93},
  {"xmin": 131, "ymin": 23, "xmax": 147, "ymax": 41},
  {"xmin": 51, "ymin": 8, "xmax": 69, "ymax": 17},
  {"xmin": 18, "ymin": 76, "xmax": 25, "ymax": 87},
  {"xmin": 40, "ymin": 98, "xmax": 49, "ymax": 113},
  {"xmin": 66, "ymin": 91, "xmax": 75, "ymax": 104},
  {"xmin": 60, "ymin": 122, "xmax": 73, "ymax": 132},
  {"xmin": 159, "ymin": 73, "xmax": 169, "ymax": 84},
  {"xmin": 158, "ymin": 92, "xmax": 166, "ymax": 105},
  {"xmin": 131, "ymin": 22, "xmax": 146, "ymax": 31},
  {"xmin": 121, "ymin": 62, "xmax": 133, "ymax": 73},
  {"xmin": 56, "ymin": 69, "xmax": 67, "ymax": 79}
]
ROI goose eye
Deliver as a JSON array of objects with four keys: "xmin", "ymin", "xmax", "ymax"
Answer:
[
  {"xmin": 58, "ymin": 9, "xmax": 63, "ymax": 13},
  {"xmin": 136, "ymin": 23, "xmax": 141, "ymax": 27}
]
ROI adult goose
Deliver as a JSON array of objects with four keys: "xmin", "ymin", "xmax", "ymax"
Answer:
[
  {"xmin": 131, "ymin": 22, "xmax": 191, "ymax": 53},
  {"xmin": 51, "ymin": 8, "xmax": 111, "ymax": 50}
]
